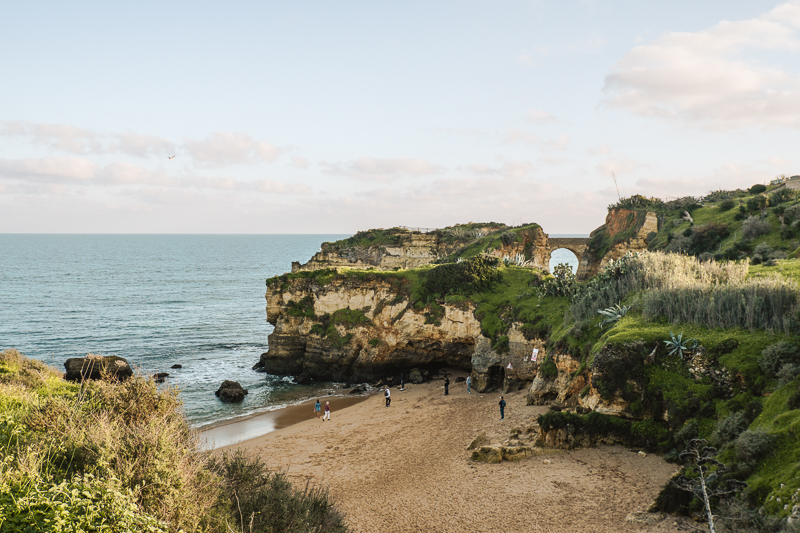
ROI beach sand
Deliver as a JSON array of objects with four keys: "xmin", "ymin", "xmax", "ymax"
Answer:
[{"xmin": 220, "ymin": 374, "xmax": 686, "ymax": 533}]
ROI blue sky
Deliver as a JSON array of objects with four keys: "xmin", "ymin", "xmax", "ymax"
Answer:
[{"xmin": 1, "ymin": 1, "xmax": 798, "ymax": 233}]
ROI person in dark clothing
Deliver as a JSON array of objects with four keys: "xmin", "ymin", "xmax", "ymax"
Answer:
[
  {"xmin": 444, "ymin": 377, "xmax": 450, "ymax": 395},
  {"xmin": 499, "ymin": 396, "xmax": 506, "ymax": 420}
]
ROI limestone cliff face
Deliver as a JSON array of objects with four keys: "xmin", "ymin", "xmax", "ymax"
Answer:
[
  {"xmin": 256, "ymin": 275, "xmax": 543, "ymax": 389},
  {"xmin": 579, "ymin": 210, "xmax": 658, "ymax": 279},
  {"xmin": 292, "ymin": 226, "xmax": 550, "ymax": 273},
  {"xmin": 292, "ymin": 233, "xmax": 456, "ymax": 272}
]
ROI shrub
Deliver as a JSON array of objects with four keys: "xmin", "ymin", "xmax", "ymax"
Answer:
[
  {"xmin": 422, "ymin": 255, "xmax": 501, "ymax": 297},
  {"xmin": 538, "ymin": 357, "xmax": 558, "ymax": 380},
  {"xmin": 689, "ymin": 222, "xmax": 730, "ymax": 255},
  {"xmin": 286, "ymin": 296, "xmax": 316, "ymax": 318},
  {"xmin": 666, "ymin": 233, "xmax": 692, "ymax": 254},
  {"xmin": 741, "ymin": 216, "xmax": 771, "ymax": 241},
  {"xmin": 734, "ymin": 430, "xmax": 775, "ymax": 465},
  {"xmin": 749, "ymin": 184, "xmax": 767, "ymax": 194},
  {"xmin": 719, "ymin": 199, "xmax": 736, "ymax": 211},
  {"xmin": 539, "ymin": 263, "xmax": 577, "ymax": 297},
  {"xmin": 758, "ymin": 341, "xmax": 800, "ymax": 378},
  {"xmin": 210, "ymin": 450, "xmax": 350, "ymax": 533},
  {"xmin": 788, "ymin": 381, "xmax": 800, "ymax": 410},
  {"xmin": 711, "ymin": 412, "xmax": 747, "ymax": 446}
]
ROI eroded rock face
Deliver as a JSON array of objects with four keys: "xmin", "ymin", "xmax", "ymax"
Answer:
[
  {"xmin": 578, "ymin": 210, "xmax": 658, "ymax": 279},
  {"xmin": 64, "ymin": 354, "xmax": 132, "ymax": 382},
  {"xmin": 255, "ymin": 275, "xmax": 542, "ymax": 387},
  {"xmin": 293, "ymin": 233, "xmax": 459, "ymax": 272},
  {"xmin": 215, "ymin": 380, "xmax": 248, "ymax": 403}
]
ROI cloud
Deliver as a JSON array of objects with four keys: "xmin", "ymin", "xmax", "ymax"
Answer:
[
  {"xmin": 526, "ymin": 109, "xmax": 558, "ymax": 124},
  {"xmin": 323, "ymin": 157, "xmax": 443, "ymax": 181},
  {"xmin": 113, "ymin": 132, "xmax": 176, "ymax": 158},
  {"xmin": 184, "ymin": 132, "xmax": 284, "ymax": 167},
  {"xmin": 292, "ymin": 156, "xmax": 309, "ymax": 169},
  {"xmin": 0, "ymin": 121, "xmax": 175, "ymax": 157},
  {"xmin": 0, "ymin": 156, "xmax": 97, "ymax": 182},
  {"xmin": 0, "ymin": 156, "xmax": 309, "ymax": 195},
  {"xmin": 462, "ymin": 161, "xmax": 534, "ymax": 178},
  {"xmin": 603, "ymin": 2, "xmax": 800, "ymax": 129},
  {"xmin": 252, "ymin": 179, "xmax": 312, "ymax": 195}
]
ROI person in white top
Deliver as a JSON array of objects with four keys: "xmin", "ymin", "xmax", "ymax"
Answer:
[{"xmin": 385, "ymin": 387, "xmax": 391, "ymax": 407}]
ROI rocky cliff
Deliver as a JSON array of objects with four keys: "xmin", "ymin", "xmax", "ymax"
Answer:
[
  {"xmin": 577, "ymin": 209, "xmax": 657, "ymax": 279},
  {"xmin": 255, "ymin": 272, "xmax": 546, "ymax": 389},
  {"xmin": 291, "ymin": 224, "xmax": 551, "ymax": 273},
  {"xmin": 253, "ymin": 268, "xmax": 644, "ymax": 423}
]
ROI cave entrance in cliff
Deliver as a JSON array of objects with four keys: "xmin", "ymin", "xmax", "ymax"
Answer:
[
  {"xmin": 548, "ymin": 248, "xmax": 578, "ymax": 275},
  {"xmin": 486, "ymin": 365, "xmax": 505, "ymax": 392}
]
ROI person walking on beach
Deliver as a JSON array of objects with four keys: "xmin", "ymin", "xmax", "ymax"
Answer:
[
  {"xmin": 314, "ymin": 399, "xmax": 321, "ymax": 419},
  {"xmin": 466, "ymin": 375, "xmax": 472, "ymax": 394},
  {"xmin": 499, "ymin": 396, "xmax": 506, "ymax": 420},
  {"xmin": 323, "ymin": 401, "xmax": 331, "ymax": 421},
  {"xmin": 444, "ymin": 377, "xmax": 450, "ymax": 395},
  {"xmin": 385, "ymin": 387, "xmax": 391, "ymax": 407},
  {"xmin": 400, "ymin": 372, "xmax": 404, "ymax": 391}
]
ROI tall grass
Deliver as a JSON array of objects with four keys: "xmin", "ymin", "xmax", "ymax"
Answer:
[
  {"xmin": 0, "ymin": 349, "xmax": 352, "ymax": 533},
  {"xmin": 569, "ymin": 252, "xmax": 800, "ymax": 334}
]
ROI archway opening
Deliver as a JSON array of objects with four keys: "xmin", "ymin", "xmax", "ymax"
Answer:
[
  {"xmin": 549, "ymin": 248, "xmax": 579, "ymax": 275},
  {"xmin": 486, "ymin": 365, "xmax": 505, "ymax": 392}
]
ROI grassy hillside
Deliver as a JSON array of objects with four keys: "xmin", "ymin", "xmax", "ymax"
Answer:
[{"xmin": 0, "ymin": 349, "xmax": 350, "ymax": 533}]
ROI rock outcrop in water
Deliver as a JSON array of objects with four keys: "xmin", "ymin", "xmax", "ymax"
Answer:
[{"xmin": 64, "ymin": 354, "xmax": 132, "ymax": 382}]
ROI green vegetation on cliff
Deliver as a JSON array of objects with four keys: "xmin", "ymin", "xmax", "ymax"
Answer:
[{"xmin": 0, "ymin": 349, "xmax": 350, "ymax": 533}]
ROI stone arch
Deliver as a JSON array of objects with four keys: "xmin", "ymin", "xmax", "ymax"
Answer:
[{"xmin": 545, "ymin": 237, "xmax": 591, "ymax": 279}]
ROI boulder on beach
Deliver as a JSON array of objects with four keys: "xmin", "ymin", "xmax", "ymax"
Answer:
[
  {"xmin": 215, "ymin": 380, "xmax": 248, "ymax": 403},
  {"xmin": 64, "ymin": 354, "xmax": 132, "ymax": 382},
  {"xmin": 409, "ymin": 368, "xmax": 424, "ymax": 384},
  {"xmin": 471, "ymin": 445, "xmax": 503, "ymax": 464},
  {"xmin": 466, "ymin": 430, "xmax": 488, "ymax": 450}
]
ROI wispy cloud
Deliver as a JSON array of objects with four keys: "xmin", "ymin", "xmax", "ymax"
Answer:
[
  {"xmin": 184, "ymin": 132, "xmax": 284, "ymax": 167},
  {"xmin": 322, "ymin": 157, "xmax": 443, "ymax": 182},
  {"xmin": 526, "ymin": 109, "xmax": 558, "ymax": 124},
  {"xmin": 0, "ymin": 121, "xmax": 176, "ymax": 157},
  {"xmin": 603, "ymin": 2, "xmax": 800, "ymax": 129}
]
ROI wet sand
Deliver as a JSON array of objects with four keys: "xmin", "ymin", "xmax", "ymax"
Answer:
[
  {"xmin": 201, "ymin": 395, "xmax": 370, "ymax": 449},
  {"xmin": 219, "ymin": 375, "xmax": 686, "ymax": 533}
]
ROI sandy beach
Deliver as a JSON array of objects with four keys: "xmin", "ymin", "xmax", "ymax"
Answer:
[{"xmin": 219, "ymin": 372, "xmax": 686, "ymax": 533}]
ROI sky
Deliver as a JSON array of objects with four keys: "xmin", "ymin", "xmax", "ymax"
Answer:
[{"xmin": 1, "ymin": 0, "xmax": 799, "ymax": 234}]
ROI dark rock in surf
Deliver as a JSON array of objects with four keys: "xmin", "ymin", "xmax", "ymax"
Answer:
[
  {"xmin": 170, "ymin": 364, "xmax": 182, "ymax": 369},
  {"xmin": 215, "ymin": 380, "xmax": 248, "ymax": 403},
  {"xmin": 64, "ymin": 355, "xmax": 132, "ymax": 382},
  {"xmin": 153, "ymin": 372, "xmax": 169, "ymax": 383}
]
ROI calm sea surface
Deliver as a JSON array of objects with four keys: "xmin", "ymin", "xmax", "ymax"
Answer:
[
  {"xmin": 0, "ymin": 234, "xmax": 346, "ymax": 427},
  {"xmin": 1, "ymin": 233, "xmax": 582, "ymax": 428}
]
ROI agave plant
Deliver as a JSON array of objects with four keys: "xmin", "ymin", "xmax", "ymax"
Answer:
[
  {"xmin": 597, "ymin": 303, "xmax": 630, "ymax": 329},
  {"xmin": 664, "ymin": 331, "xmax": 698, "ymax": 358}
]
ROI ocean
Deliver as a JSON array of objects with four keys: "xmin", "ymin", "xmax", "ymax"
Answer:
[{"xmin": 1, "ymin": 234, "xmax": 581, "ymax": 429}]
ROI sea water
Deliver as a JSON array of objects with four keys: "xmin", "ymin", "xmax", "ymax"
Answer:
[
  {"xmin": 0, "ymin": 234, "xmax": 346, "ymax": 427},
  {"xmin": 1, "ymin": 233, "xmax": 584, "ymax": 428}
]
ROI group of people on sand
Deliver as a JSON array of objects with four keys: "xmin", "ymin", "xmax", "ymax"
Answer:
[
  {"xmin": 313, "ymin": 374, "xmax": 507, "ymax": 421},
  {"xmin": 314, "ymin": 399, "xmax": 331, "ymax": 421}
]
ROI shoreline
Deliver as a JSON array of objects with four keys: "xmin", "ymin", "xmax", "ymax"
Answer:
[{"xmin": 199, "ymin": 394, "xmax": 373, "ymax": 449}]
